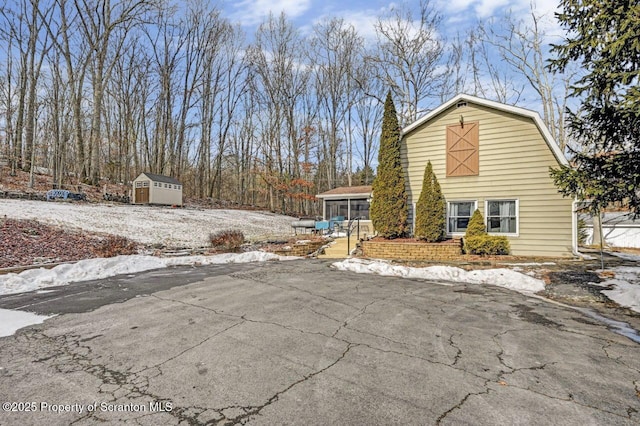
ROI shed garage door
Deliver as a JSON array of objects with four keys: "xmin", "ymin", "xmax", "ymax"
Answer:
[{"xmin": 135, "ymin": 182, "xmax": 149, "ymax": 203}]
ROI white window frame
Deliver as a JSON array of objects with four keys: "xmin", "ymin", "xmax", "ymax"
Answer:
[
  {"xmin": 446, "ymin": 200, "xmax": 477, "ymax": 236},
  {"xmin": 485, "ymin": 199, "xmax": 519, "ymax": 236}
]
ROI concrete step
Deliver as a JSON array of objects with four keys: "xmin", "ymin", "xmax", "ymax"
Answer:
[{"xmin": 318, "ymin": 237, "xmax": 356, "ymax": 259}]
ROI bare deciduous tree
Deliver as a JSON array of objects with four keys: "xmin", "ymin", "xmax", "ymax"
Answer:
[
  {"xmin": 479, "ymin": 7, "xmax": 573, "ymax": 150},
  {"xmin": 371, "ymin": 0, "xmax": 445, "ymax": 126}
]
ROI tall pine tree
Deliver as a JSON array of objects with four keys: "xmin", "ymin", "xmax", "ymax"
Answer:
[
  {"xmin": 370, "ymin": 92, "xmax": 408, "ymax": 238},
  {"xmin": 414, "ymin": 161, "xmax": 446, "ymax": 242},
  {"xmin": 549, "ymin": 0, "xmax": 640, "ymax": 215}
]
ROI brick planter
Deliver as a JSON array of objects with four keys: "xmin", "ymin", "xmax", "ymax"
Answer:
[
  {"xmin": 272, "ymin": 240, "xmax": 325, "ymax": 257},
  {"xmin": 361, "ymin": 239, "xmax": 462, "ymax": 261}
]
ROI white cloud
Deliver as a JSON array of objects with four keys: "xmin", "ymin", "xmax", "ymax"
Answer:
[
  {"xmin": 308, "ymin": 6, "xmax": 390, "ymax": 45},
  {"xmin": 438, "ymin": 0, "xmax": 561, "ymax": 23},
  {"xmin": 475, "ymin": 0, "xmax": 511, "ymax": 18},
  {"xmin": 337, "ymin": 10, "xmax": 380, "ymax": 42},
  {"xmin": 230, "ymin": 0, "xmax": 312, "ymax": 26}
]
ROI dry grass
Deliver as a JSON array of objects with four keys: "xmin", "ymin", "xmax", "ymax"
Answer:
[
  {"xmin": 209, "ymin": 230, "xmax": 245, "ymax": 252},
  {"xmin": 92, "ymin": 235, "xmax": 139, "ymax": 258}
]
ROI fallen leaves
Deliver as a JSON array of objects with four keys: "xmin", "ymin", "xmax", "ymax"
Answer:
[{"xmin": 0, "ymin": 218, "xmax": 139, "ymax": 269}]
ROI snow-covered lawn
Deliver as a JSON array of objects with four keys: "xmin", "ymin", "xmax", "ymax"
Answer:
[
  {"xmin": 332, "ymin": 258, "xmax": 546, "ymax": 294},
  {"xmin": 595, "ymin": 252, "xmax": 640, "ymax": 313},
  {"xmin": 0, "ymin": 200, "xmax": 300, "ymax": 337},
  {"xmin": 0, "ymin": 199, "xmax": 295, "ymax": 247}
]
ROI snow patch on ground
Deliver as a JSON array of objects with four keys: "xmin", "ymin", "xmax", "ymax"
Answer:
[
  {"xmin": 0, "ymin": 199, "xmax": 296, "ymax": 248},
  {"xmin": 332, "ymin": 258, "xmax": 545, "ymax": 294},
  {"xmin": 609, "ymin": 251, "xmax": 640, "ymax": 262},
  {"xmin": 0, "ymin": 309, "xmax": 51, "ymax": 337},
  {"xmin": 585, "ymin": 252, "xmax": 640, "ymax": 313},
  {"xmin": 594, "ymin": 267, "xmax": 640, "ymax": 313},
  {"xmin": 0, "ymin": 252, "xmax": 298, "ymax": 296}
]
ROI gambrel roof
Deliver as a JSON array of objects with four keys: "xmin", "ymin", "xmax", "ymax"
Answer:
[{"xmin": 402, "ymin": 94, "xmax": 570, "ymax": 167}]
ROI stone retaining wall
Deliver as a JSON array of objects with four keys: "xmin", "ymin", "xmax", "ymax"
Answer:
[
  {"xmin": 272, "ymin": 240, "xmax": 325, "ymax": 257},
  {"xmin": 361, "ymin": 239, "xmax": 462, "ymax": 261}
]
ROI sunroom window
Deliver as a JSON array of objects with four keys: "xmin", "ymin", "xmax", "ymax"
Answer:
[
  {"xmin": 350, "ymin": 199, "xmax": 370, "ymax": 220},
  {"xmin": 447, "ymin": 201, "xmax": 476, "ymax": 233},
  {"xmin": 486, "ymin": 200, "xmax": 517, "ymax": 234},
  {"xmin": 326, "ymin": 199, "xmax": 349, "ymax": 220}
]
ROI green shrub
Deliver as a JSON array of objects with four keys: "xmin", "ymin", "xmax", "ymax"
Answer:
[
  {"xmin": 209, "ymin": 230, "xmax": 245, "ymax": 252},
  {"xmin": 370, "ymin": 91, "xmax": 408, "ymax": 238},
  {"xmin": 414, "ymin": 161, "xmax": 446, "ymax": 242},
  {"xmin": 464, "ymin": 235, "xmax": 510, "ymax": 255},
  {"xmin": 465, "ymin": 209, "xmax": 487, "ymax": 237}
]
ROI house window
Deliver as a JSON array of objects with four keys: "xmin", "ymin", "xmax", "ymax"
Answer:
[
  {"xmin": 142, "ymin": 181, "xmax": 149, "ymax": 187},
  {"xmin": 447, "ymin": 201, "xmax": 476, "ymax": 233},
  {"xmin": 486, "ymin": 200, "xmax": 518, "ymax": 234},
  {"xmin": 446, "ymin": 122, "xmax": 479, "ymax": 177},
  {"xmin": 164, "ymin": 183, "xmax": 168, "ymax": 188},
  {"xmin": 135, "ymin": 182, "xmax": 142, "ymax": 188}
]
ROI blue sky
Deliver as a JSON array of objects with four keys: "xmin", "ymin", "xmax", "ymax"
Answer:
[
  {"xmin": 217, "ymin": 0, "xmax": 567, "ymax": 116},
  {"xmin": 220, "ymin": 0, "xmax": 563, "ymax": 39}
]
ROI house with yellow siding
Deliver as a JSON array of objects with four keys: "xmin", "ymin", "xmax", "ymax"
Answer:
[{"xmin": 401, "ymin": 94, "xmax": 577, "ymax": 257}]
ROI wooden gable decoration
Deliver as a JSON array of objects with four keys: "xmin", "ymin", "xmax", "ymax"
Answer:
[{"xmin": 446, "ymin": 121, "xmax": 479, "ymax": 176}]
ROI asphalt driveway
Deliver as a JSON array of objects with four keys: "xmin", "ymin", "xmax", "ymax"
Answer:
[{"xmin": 0, "ymin": 259, "xmax": 639, "ymax": 425}]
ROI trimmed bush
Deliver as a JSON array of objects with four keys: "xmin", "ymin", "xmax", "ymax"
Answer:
[
  {"xmin": 370, "ymin": 91, "xmax": 408, "ymax": 239},
  {"xmin": 414, "ymin": 161, "xmax": 446, "ymax": 242},
  {"xmin": 465, "ymin": 209, "xmax": 486, "ymax": 237},
  {"xmin": 209, "ymin": 230, "xmax": 245, "ymax": 252},
  {"xmin": 464, "ymin": 235, "xmax": 510, "ymax": 255}
]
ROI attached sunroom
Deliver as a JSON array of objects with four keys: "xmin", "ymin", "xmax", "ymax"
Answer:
[{"xmin": 316, "ymin": 185, "xmax": 373, "ymax": 236}]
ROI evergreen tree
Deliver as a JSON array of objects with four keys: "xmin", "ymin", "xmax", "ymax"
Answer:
[
  {"xmin": 414, "ymin": 161, "xmax": 445, "ymax": 242},
  {"xmin": 549, "ymin": 0, "xmax": 640, "ymax": 215},
  {"xmin": 465, "ymin": 209, "xmax": 486, "ymax": 237},
  {"xmin": 370, "ymin": 91, "xmax": 408, "ymax": 238},
  {"xmin": 353, "ymin": 165, "xmax": 376, "ymax": 185}
]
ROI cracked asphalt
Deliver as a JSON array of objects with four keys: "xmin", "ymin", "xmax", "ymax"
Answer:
[{"xmin": 0, "ymin": 259, "xmax": 639, "ymax": 425}]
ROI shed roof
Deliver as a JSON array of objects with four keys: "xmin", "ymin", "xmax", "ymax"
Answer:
[
  {"xmin": 137, "ymin": 172, "xmax": 182, "ymax": 185},
  {"xmin": 316, "ymin": 185, "xmax": 372, "ymax": 198},
  {"xmin": 402, "ymin": 94, "xmax": 569, "ymax": 167}
]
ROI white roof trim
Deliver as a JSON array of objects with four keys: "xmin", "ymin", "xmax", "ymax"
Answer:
[
  {"xmin": 316, "ymin": 193, "xmax": 371, "ymax": 200},
  {"xmin": 402, "ymin": 94, "xmax": 569, "ymax": 166}
]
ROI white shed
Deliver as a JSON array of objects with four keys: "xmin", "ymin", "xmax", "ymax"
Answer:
[{"xmin": 132, "ymin": 172, "xmax": 183, "ymax": 206}]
